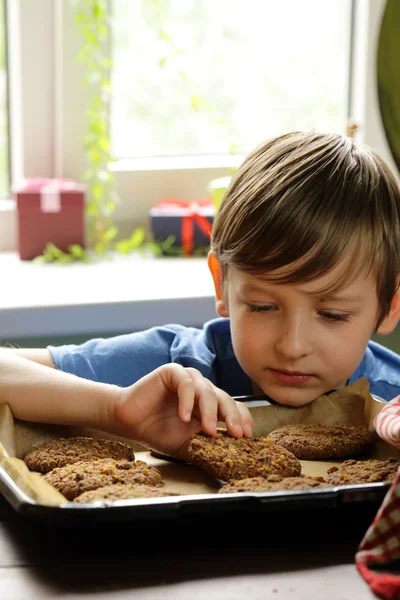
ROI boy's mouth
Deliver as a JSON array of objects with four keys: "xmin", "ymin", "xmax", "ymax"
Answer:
[{"xmin": 269, "ymin": 368, "xmax": 314, "ymax": 385}]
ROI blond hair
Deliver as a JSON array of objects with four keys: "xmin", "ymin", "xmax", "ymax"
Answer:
[{"xmin": 211, "ymin": 131, "xmax": 400, "ymax": 326}]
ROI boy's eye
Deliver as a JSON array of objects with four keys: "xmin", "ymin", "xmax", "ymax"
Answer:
[
  {"xmin": 320, "ymin": 311, "xmax": 351, "ymax": 323},
  {"xmin": 246, "ymin": 304, "xmax": 275, "ymax": 313}
]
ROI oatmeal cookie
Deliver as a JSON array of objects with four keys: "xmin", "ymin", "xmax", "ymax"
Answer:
[
  {"xmin": 267, "ymin": 425, "xmax": 376, "ymax": 460},
  {"xmin": 219, "ymin": 474, "xmax": 330, "ymax": 493},
  {"xmin": 24, "ymin": 437, "xmax": 135, "ymax": 473},
  {"xmin": 326, "ymin": 458, "xmax": 400, "ymax": 485},
  {"xmin": 44, "ymin": 459, "xmax": 162, "ymax": 500},
  {"xmin": 74, "ymin": 483, "xmax": 179, "ymax": 503},
  {"xmin": 188, "ymin": 431, "xmax": 301, "ymax": 481}
]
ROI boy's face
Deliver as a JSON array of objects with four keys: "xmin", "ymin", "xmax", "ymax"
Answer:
[{"xmin": 216, "ymin": 261, "xmax": 383, "ymax": 407}]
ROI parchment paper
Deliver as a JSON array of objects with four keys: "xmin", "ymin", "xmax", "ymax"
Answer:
[
  {"xmin": 250, "ymin": 378, "xmax": 377, "ymax": 436},
  {"xmin": 0, "ymin": 377, "xmax": 398, "ymax": 505},
  {"xmin": 248, "ymin": 378, "xmax": 400, "ymax": 478}
]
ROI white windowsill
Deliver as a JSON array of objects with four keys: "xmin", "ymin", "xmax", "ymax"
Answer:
[
  {"xmin": 111, "ymin": 154, "xmax": 243, "ymax": 173},
  {"xmin": 0, "ymin": 252, "xmax": 216, "ymax": 340}
]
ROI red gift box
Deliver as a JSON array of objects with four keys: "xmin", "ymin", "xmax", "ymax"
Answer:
[
  {"xmin": 13, "ymin": 178, "xmax": 86, "ymax": 260},
  {"xmin": 150, "ymin": 198, "xmax": 214, "ymax": 256}
]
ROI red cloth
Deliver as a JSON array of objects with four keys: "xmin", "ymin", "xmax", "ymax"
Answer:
[{"xmin": 355, "ymin": 397, "xmax": 400, "ymax": 599}]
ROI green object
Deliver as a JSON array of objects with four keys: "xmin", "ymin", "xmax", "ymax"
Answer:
[
  {"xmin": 377, "ymin": 0, "xmax": 400, "ymax": 173},
  {"xmin": 207, "ymin": 176, "xmax": 231, "ymax": 211},
  {"xmin": 35, "ymin": 1, "xmax": 119, "ymax": 264},
  {"xmin": 33, "ymin": 243, "xmax": 89, "ymax": 264},
  {"xmin": 37, "ymin": 1, "xmax": 147, "ymax": 264},
  {"xmin": 75, "ymin": 0, "xmax": 119, "ymax": 253}
]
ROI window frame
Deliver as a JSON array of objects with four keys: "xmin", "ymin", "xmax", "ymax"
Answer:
[{"xmin": 0, "ymin": 0, "xmax": 395, "ymax": 252}]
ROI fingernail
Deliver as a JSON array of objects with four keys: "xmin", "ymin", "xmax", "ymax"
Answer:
[{"xmin": 184, "ymin": 412, "xmax": 191, "ymax": 422}]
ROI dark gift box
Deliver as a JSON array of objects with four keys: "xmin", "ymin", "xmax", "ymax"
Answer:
[
  {"xmin": 150, "ymin": 198, "xmax": 215, "ymax": 256},
  {"xmin": 13, "ymin": 178, "xmax": 86, "ymax": 260}
]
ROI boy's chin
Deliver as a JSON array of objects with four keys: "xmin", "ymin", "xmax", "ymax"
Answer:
[
  {"xmin": 270, "ymin": 395, "xmax": 316, "ymax": 407},
  {"xmin": 260, "ymin": 388, "xmax": 322, "ymax": 407},
  {"xmin": 252, "ymin": 380, "xmax": 329, "ymax": 407}
]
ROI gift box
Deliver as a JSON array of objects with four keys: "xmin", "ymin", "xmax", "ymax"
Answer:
[
  {"xmin": 13, "ymin": 178, "xmax": 86, "ymax": 260},
  {"xmin": 150, "ymin": 198, "xmax": 215, "ymax": 256}
]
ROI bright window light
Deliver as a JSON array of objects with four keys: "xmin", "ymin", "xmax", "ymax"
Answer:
[{"xmin": 111, "ymin": 0, "xmax": 352, "ymax": 159}]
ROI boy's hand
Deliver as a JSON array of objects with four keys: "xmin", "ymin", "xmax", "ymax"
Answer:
[{"xmin": 111, "ymin": 364, "xmax": 253, "ymax": 460}]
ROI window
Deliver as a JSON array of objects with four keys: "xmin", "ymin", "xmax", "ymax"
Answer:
[
  {"xmin": 0, "ymin": 0, "xmax": 395, "ymax": 254},
  {"xmin": 111, "ymin": 0, "xmax": 352, "ymax": 160},
  {"xmin": 0, "ymin": 0, "xmax": 8, "ymax": 198}
]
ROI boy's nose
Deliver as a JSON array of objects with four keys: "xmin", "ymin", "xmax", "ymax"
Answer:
[{"xmin": 274, "ymin": 319, "xmax": 313, "ymax": 360}]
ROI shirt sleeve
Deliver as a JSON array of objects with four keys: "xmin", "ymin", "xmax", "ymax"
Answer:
[
  {"xmin": 48, "ymin": 326, "xmax": 180, "ymax": 386},
  {"xmin": 351, "ymin": 341, "xmax": 400, "ymax": 402}
]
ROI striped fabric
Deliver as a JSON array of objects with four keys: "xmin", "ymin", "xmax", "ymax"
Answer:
[
  {"xmin": 355, "ymin": 396, "xmax": 400, "ymax": 599},
  {"xmin": 375, "ymin": 398, "xmax": 400, "ymax": 448}
]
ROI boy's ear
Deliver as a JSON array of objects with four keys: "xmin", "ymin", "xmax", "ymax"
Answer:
[
  {"xmin": 207, "ymin": 252, "xmax": 229, "ymax": 317},
  {"xmin": 376, "ymin": 286, "xmax": 400, "ymax": 335}
]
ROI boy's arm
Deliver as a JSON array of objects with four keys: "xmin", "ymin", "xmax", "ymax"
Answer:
[
  {"xmin": 0, "ymin": 351, "xmax": 253, "ymax": 458},
  {"xmin": 7, "ymin": 348, "xmax": 55, "ymax": 368},
  {"xmin": 0, "ymin": 349, "xmax": 116, "ymax": 428}
]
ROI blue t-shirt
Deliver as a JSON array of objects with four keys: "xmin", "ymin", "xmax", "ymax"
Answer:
[{"xmin": 48, "ymin": 317, "xmax": 400, "ymax": 402}]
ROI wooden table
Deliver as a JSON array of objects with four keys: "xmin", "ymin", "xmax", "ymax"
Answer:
[{"xmin": 0, "ymin": 492, "xmax": 380, "ymax": 599}]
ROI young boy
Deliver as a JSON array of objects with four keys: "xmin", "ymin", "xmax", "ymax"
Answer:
[{"xmin": 10, "ymin": 131, "xmax": 400, "ymax": 409}]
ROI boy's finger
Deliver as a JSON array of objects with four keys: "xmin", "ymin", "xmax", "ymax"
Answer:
[
  {"xmin": 176, "ymin": 379, "xmax": 197, "ymax": 422},
  {"xmin": 159, "ymin": 364, "xmax": 195, "ymax": 422},
  {"xmin": 235, "ymin": 400, "xmax": 254, "ymax": 437},
  {"xmin": 185, "ymin": 368, "xmax": 218, "ymax": 436},
  {"xmin": 215, "ymin": 390, "xmax": 244, "ymax": 438}
]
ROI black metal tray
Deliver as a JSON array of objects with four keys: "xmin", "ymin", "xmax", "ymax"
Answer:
[
  {"xmin": 0, "ymin": 455, "xmax": 391, "ymax": 524},
  {"xmin": 0, "ymin": 394, "xmax": 392, "ymax": 523}
]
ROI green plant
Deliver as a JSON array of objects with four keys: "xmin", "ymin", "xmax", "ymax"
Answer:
[
  {"xmin": 37, "ymin": 0, "xmax": 145, "ymax": 264},
  {"xmin": 34, "ymin": 243, "xmax": 89, "ymax": 264},
  {"xmin": 75, "ymin": 0, "xmax": 220, "ymax": 257},
  {"xmin": 75, "ymin": 0, "xmax": 119, "ymax": 254}
]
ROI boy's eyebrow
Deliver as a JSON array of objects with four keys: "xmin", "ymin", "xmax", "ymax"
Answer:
[
  {"xmin": 240, "ymin": 283, "xmax": 273, "ymax": 295},
  {"xmin": 318, "ymin": 293, "xmax": 365, "ymax": 303},
  {"xmin": 243, "ymin": 281, "xmax": 365, "ymax": 303}
]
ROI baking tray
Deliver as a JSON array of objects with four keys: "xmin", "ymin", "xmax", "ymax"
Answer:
[{"xmin": 0, "ymin": 383, "xmax": 397, "ymax": 523}]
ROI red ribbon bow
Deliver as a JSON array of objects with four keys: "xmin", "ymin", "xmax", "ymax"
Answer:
[{"xmin": 155, "ymin": 198, "xmax": 213, "ymax": 256}]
